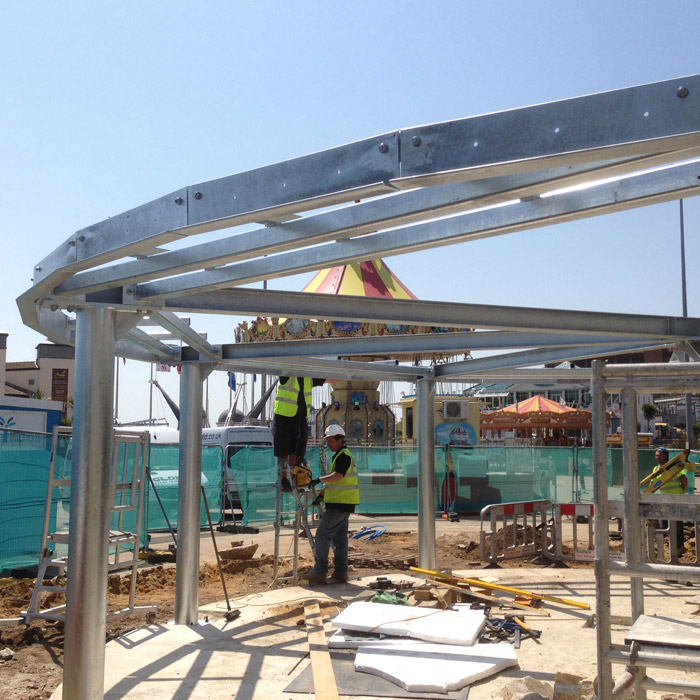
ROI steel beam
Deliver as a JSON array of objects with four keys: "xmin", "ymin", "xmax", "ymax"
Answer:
[
  {"xmin": 134, "ymin": 161, "xmax": 700, "ymax": 300},
  {"xmin": 434, "ymin": 342, "xmax": 672, "ymax": 377},
  {"xmin": 53, "ymin": 157, "xmax": 677, "ymax": 297},
  {"xmin": 162, "ymin": 287, "xmax": 700, "ymax": 338},
  {"xmin": 151, "ymin": 311, "xmax": 220, "ymax": 360},
  {"xmin": 218, "ymin": 331, "xmax": 660, "ymax": 361}
]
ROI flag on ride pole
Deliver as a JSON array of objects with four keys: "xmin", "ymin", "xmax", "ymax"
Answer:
[{"xmin": 227, "ymin": 372, "xmax": 236, "ymax": 391}]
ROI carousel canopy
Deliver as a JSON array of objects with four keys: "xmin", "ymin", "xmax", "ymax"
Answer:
[
  {"xmin": 481, "ymin": 395, "xmax": 593, "ymax": 430},
  {"xmin": 302, "ymin": 259, "xmax": 417, "ymax": 299}
]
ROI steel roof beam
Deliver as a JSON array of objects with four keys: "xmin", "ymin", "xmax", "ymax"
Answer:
[
  {"xmin": 435, "ymin": 342, "xmax": 672, "ymax": 377},
  {"xmin": 134, "ymin": 160, "xmax": 700, "ymax": 300},
  {"xmin": 32, "ymin": 75, "xmax": 700, "ymax": 292},
  {"xmin": 149, "ymin": 311, "xmax": 220, "ymax": 360},
  {"xmin": 162, "ymin": 287, "xmax": 700, "ymax": 338},
  {"xmin": 53, "ymin": 155, "xmax": 683, "ymax": 297},
  {"xmin": 218, "ymin": 356, "xmax": 430, "ymax": 382},
  {"xmin": 219, "ymin": 331, "xmax": 667, "ymax": 360}
]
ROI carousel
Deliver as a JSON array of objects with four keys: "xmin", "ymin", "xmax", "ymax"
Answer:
[
  {"xmin": 480, "ymin": 395, "xmax": 594, "ymax": 446},
  {"xmin": 235, "ymin": 258, "xmax": 470, "ymax": 444}
]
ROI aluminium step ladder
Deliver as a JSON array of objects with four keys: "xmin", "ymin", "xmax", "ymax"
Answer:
[
  {"xmin": 272, "ymin": 458, "xmax": 324, "ymax": 586},
  {"xmin": 22, "ymin": 427, "xmax": 157, "ymax": 624}
]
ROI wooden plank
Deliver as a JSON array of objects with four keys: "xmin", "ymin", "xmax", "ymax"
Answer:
[{"xmin": 303, "ymin": 600, "xmax": 339, "ymax": 700}]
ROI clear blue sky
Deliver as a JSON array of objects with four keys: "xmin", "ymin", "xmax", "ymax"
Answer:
[{"xmin": 3, "ymin": 2, "xmax": 700, "ymax": 423}]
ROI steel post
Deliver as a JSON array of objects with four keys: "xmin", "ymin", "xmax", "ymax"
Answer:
[
  {"xmin": 175, "ymin": 362, "xmax": 205, "ymax": 624},
  {"xmin": 63, "ymin": 306, "xmax": 116, "ymax": 700},
  {"xmin": 592, "ymin": 360, "xmax": 613, "ymax": 700},
  {"xmin": 621, "ymin": 386, "xmax": 646, "ymax": 700},
  {"xmin": 417, "ymin": 377, "xmax": 436, "ymax": 570}
]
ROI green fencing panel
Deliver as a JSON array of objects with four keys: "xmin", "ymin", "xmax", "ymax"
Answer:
[
  {"xmin": 147, "ymin": 444, "xmax": 222, "ymax": 532},
  {"xmin": 230, "ymin": 447, "xmax": 279, "ymax": 525},
  {"xmin": 0, "ymin": 431, "xmax": 53, "ymax": 575}
]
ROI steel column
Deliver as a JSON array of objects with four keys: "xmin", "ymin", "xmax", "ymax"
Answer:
[
  {"xmin": 621, "ymin": 386, "xmax": 647, "ymax": 700},
  {"xmin": 174, "ymin": 363, "xmax": 206, "ymax": 624},
  {"xmin": 63, "ymin": 306, "xmax": 116, "ymax": 700},
  {"xmin": 592, "ymin": 360, "xmax": 613, "ymax": 700},
  {"xmin": 417, "ymin": 377, "xmax": 436, "ymax": 570}
]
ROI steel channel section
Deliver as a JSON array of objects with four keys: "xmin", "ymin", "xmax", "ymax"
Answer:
[
  {"xmin": 63, "ymin": 307, "xmax": 116, "ymax": 700},
  {"xmin": 162, "ymin": 288, "xmax": 700, "ymax": 338},
  {"xmin": 592, "ymin": 361, "xmax": 614, "ymax": 700},
  {"xmin": 416, "ymin": 377, "xmax": 436, "ymax": 571},
  {"xmin": 37, "ymin": 75, "xmax": 700, "ymax": 293},
  {"xmin": 219, "ymin": 331, "xmax": 665, "ymax": 361},
  {"xmin": 54, "ymin": 157, "xmax": 674, "ymax": 297},
  {"xmin": 174, "ymin": 363, "xmax": 206, "ymax": 624},
  {"xmin": 434, "ymin": 342, "xmax": 671, "ymax": 377},
  {"xmin": 398, "ymin": 74, "xmax": 700, "ymax": 186},
  {"xmin": 133, "ymin": 162, "xmax": 700, "ymax": 300}
]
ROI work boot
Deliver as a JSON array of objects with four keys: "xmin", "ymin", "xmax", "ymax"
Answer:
[
  {"xmin": 302, "ymin": 571, "xmax": 326, "ymax": 585},
  {"xmin": 327, "ymin": 573, "xmax": 349, "ymax": 584}
]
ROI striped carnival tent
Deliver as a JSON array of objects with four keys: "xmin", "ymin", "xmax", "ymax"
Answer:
[{"xmin": 302, "ymin": 259, "xmax": 417, "ymax": 299}]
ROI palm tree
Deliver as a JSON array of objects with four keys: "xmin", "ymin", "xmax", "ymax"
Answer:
[{"xmin": 641, "ymin": 402, "xmax": 659, "ymax": 432}]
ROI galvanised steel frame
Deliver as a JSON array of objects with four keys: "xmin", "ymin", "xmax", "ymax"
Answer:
[
  {"xmin": 17, "ymin": 75, "xmax": 700, "ymax": 698},
  {"xmin": 592, "ymin": 361, "xmax": 700, "ymax": 699}
]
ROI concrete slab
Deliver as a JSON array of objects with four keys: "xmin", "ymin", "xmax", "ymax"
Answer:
[
  {"xmin": 332, "ymin": 601, "xmax": 485, "ymax": 645},
  {"xmin": 355, "ymin": 641, "xmax": 517, "ymax": 692},
  {"xmin": 47, "ymin": 568, "xmax": 700, "ymax": 700}
]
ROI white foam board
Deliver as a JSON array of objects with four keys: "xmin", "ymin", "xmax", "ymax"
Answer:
[
  {"xmin": 331, "ymin": 601, "xmax": 485, "ymax": 646},
  {"xmin": 354, "ymin": 641, "xmax": 518, "ymax": 692},
  {"xmin": 328, "ymin": 629, "xmax": 425, "ymax": 649}
]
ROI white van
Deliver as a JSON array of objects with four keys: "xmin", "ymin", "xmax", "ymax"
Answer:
[{"xmin": 148, "ymin": 425, "xmax": 274, "ymax": 515}]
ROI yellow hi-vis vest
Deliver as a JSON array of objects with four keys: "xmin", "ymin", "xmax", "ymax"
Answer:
[
  {"xmin": 324, "ymin": 448, "xmax": 360, "ymax": 505},
  {"xmin": 651, "ymin": 465, "xmax": 687, "ymax": 494},
  {"xmin": 273, "ymin": 377, "xmax": 312, "ymax": 419}
]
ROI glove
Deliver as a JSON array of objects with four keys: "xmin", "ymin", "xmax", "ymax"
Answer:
[{"xmin": 309, "ymin": 478, "xmax": 321, "ymax": 488}]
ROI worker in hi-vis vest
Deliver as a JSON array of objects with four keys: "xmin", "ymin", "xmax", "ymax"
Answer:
[
  {"xmin": 303, "ymin": 424, "xmax": 359, "ymax": 585},
  {"xmin": 272, "ymin": 376, "xmax": 325, "ymax": 466},
  {"xmin": 651, "ymin": 446, "xmax": 689, "ymax": 553}
]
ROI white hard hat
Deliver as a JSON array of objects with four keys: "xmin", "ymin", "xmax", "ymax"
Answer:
[{"xmin": 324, "ymin": 424, "xmax": 346, "ymax": 438}]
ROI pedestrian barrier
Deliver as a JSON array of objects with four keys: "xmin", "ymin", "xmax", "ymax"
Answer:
[
  {"xmin": 544, "ymin": 503, "xmax": 594, "ymax": 563},
  {"xmin": 646, "ymin": 518, "xmax": 700, "ymax": 566},
  {"xmin": 479, "ymin": 500, "xmax": 552, "ymax": 563}
]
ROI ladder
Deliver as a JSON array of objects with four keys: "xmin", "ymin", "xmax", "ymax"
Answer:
[
  {"xmin": 272, "ymin": 458, "xmax": 323, "ymax": 586},
  {"xmin": 22, "ymin": 427, "xmax": 157, "ymax": 624}
]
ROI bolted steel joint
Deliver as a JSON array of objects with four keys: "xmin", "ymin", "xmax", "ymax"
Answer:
[
  {"xmin": 174, "ymin": 196, "xmax": 184, "ymax": 205},
  {"xmin": 378, "ymin": 142, "xmax": 389, "ymax": 154},
  {"xmin": 677, "ymin": 85, "xmax": 690, "ymax": 98},
  {"xmin": 411, "ymin": 136, "xmax": 422, "ymax": 147},
  {"xmin": 193, "ymin": 191, "xmax": 202, "ymax": 200}
]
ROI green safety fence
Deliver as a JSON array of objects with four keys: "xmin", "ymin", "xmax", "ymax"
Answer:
[
  {"xmin": 1, "ymin": 429, "xmax": 696, "ymax": 573},
  {"xmin": 146, "ymin": 443, "xmax": 222, "ymax": 532},
  {"xmin": 228, "ymin": 444, "xmax": 697, "ymax": 524}
]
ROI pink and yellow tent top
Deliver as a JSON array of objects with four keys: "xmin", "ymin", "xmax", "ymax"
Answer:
[
  {"xmin": 501, "ymin": 395, "xmax": 573, "ymax": 414},
  {"xmin": 302, "ymin": 259, "xmax": 417, "ymax": 299}
]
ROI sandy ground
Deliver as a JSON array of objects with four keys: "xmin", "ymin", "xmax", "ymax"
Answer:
[{"xmin": 0, "ymin": 514, "xmax": 697, "ymax": 700}]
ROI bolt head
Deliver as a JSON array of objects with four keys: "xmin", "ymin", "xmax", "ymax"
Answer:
[
  {"xmin": 78, "ymin": 235, "xmax": 85, "ymax": 242},
  {"xmin": 677, "ymin": 85, "xmax": 690, "ymax": 98},
  {"xmin": 378, "ymin": 143, "xmax": 389, "ymax": 154},
  {"xmin": 174, "ymin": 196, "xmax": 184, "ymax": 205},
  {"xmin": 411, "ymin": 136, "xmax": 422, "ymax": 147},
  {"xmin": 194, "ymin": 191, "xmax": 202, "ymax": 200}
]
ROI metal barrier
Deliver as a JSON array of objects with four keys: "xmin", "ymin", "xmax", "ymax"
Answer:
[
  {"xmin": 544, "ymin": 503, "xmax": 595, "ymax": 563},
  {"xmin": 479, "ymin": 500, "xmax": 552, "ymax": 563},
  {"xmin": 646, "ymin": 518, "xmax": 700, "ymax": 567}
]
